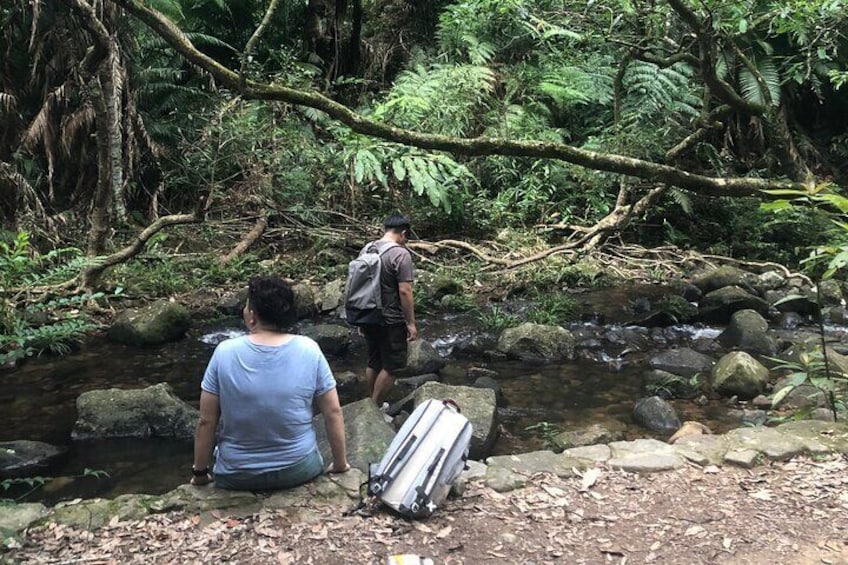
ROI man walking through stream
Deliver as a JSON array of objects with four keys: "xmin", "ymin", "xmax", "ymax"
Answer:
[{"xmin": 355, "ymin": 214, "xmax": 417, "ymax": 406}]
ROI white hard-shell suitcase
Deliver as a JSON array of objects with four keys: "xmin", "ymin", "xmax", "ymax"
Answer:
[{"xmin": 368, "ymin": 399, "xmax": 472, "ymax": 518}]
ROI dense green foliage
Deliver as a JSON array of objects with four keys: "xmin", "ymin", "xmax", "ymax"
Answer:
[
  {"xmin": 0, "ymin": 233, "xmax": 102, "ymax": 365},
  {"xmin": 1, "ymin": 0, "xmax": 847, "ymax": 274}
]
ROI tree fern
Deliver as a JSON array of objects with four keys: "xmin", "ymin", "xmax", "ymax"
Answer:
[
  {"xmin": 340, "ymin": 130, "xmax": 474, "ymax": 213},
  {"xmin": 374, "ymin": 63, "xmax": 496, "ymax": 137},
  {"xmin": 539, "ymin": 65, "xmax": 613, "ymax": 108},
  {"xmin": 621, "ymin": 61, "xmax": 701, "ymax": 124}
]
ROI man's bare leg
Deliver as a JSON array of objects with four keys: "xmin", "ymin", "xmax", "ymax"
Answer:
[
  {"xmin": 365, "ymin": 367, "xmax": 378, "ymax": 398},
  {"xmin": 371, "ymin": 369, "xmax": 395, "ymax": 405}
]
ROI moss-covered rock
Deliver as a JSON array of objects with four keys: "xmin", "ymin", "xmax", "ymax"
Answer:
[
  {"xmin": 72, "ymin": 383, "xmax": 198, "ymax": 440},
  {"xmin": 712, "ymin": 351, "xmax": 769, "ymax": 399},
  {"xmin": 108, "ymin": 300, "xmax": 191, "ymax": 346}
]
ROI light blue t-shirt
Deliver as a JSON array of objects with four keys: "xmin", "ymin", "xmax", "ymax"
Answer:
[{"xmin": 201, "ymin": 335, "xmax": 336, "ymax": 475}]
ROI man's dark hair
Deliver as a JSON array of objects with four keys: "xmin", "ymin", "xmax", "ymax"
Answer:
[
  {"xmin": 247, "ymin": 276, "xmax": 296, "ymax": 330},
  {"xmin": 383, "ymin": 214, "xmax": 411, "ymax": 235}
]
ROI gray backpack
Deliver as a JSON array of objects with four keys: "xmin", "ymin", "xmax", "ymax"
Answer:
[{"xmin": 344, "ymin": 241, "xmax": 398, "ymax": 325}]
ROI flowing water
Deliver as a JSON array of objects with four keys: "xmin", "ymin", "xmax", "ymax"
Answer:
[{"xmin": 0, "ymin": 284, "xmax": 790, "ymax": 503}]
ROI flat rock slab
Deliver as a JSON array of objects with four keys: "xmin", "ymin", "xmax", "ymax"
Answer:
[
  {"xmin": 562, "ymin": 444, "xmax": 611, "ymax": 463},
  {"xmin": 724, "ymin": 448, "xmax": 761, "ymax": 468},
  {"xmin": 607, "ymin": 453, "xmax": 685, "ymax": 473},
  {"xmin": 609, "ymin": 438, "xmax": 677, "ymax": 458},
  {"xmin": 0, "ymin": 503, "xmax": 47, "ymax": 542},
  {"xmin": 52, "ymin": 494, "xmax": 161, "ymax": 530},
  {"xmin": 604, "ymin": 439, "xmax": 686, "ymax": 472},
  {"xmin": 724, "ymin": 427, "xmax": 807, "ymax": 461},
  {"xmin": 484, "ymin": 451, "xmax": 587, "ymax": 493},
  {"xmin": 484, "ymin": 466, "xmax": 528, "ymax": 493},
  {"xmin": 775, "ymin": 421, "xmax": 848, "ymax": 453},
  {"xmin": 261, "ymin": 473, "xmax": 362, "ymax": 519},
  {"xmin": 153, "ymin": 485, "xmax": 260, "ymax": 515},
  {"xmin": 671, "ymin": 435, "xmax": 729, "ymax": 466},
  {"xmin": 486, "ymin": 451, "xmax": 583, "ymax": 479}
]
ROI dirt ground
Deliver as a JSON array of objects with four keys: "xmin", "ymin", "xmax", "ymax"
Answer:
[{"xmin": 5, "ymin": 455, "xmax": 848, "ymax": 565}]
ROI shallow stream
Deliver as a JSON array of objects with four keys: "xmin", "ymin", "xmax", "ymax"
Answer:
[{"xmin": 1, "ymin": 284, "xmax": 832, "ymax": 504}]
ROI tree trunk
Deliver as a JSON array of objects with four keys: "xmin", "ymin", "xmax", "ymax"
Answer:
[
  {"xmin": 102, "ymin": 51, "xmax": 127, "ymax": 224},
  {"xmin": 88, "ymin": 83, "xmax": 113, "ymax": 256}
]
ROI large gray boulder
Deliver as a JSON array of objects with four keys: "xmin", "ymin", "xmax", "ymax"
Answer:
[
  {"xmin": 217, "ymin": 287, "xmax": 248, "ymax": 316},
  {"xmin": 772, "ymin": 379, "xmax": 828, "ymax": 409},
  {"xmin": 712, "ymin": 351, "xmax": 769, "ymax": 399},
  {"xmin": 0, "ymin": 441, "xmax": 66, "ymax": 477},
  {"xmin": 770, "ymin": 291, "xmax": 820, "ymax": 317},
  {"xmin": 299, "ymin": 324, "xmax": 351, "ymax": 356},
  {"xmin": 648, "ymin": 347, "xmax": 714, "ymax": 378},
  {"xmin": 72, "ymin": 383, "xmax": 198, "ymax": 440},
  {"xmin": 404, "ymin": 340, "xmax": 446, "ymax": 375},
  {"xmin": 692, "ymin": 266, "xmax": 757, "ymax": 294},
  {"xmin": 314, "ymin": 398, "xmax": 394, "ymax": 473},
  {"xmin": 699, "ymin": 286, "xmax": 770, "ymax": 324},
  {"xmin": 108, "ymin": 300, "xmax": 191, "ymax": 346},
  {"xmin": 780, "ymin": 344, "xmax": 848, "ymax": 378},
  {"xmin": 318, "ymin": 279, "xmax": 346, "ymax": 313},
  {"xmin": 632, "ymin": 396, "xmax": 681, "ymax": 434},
  {"xmin": 717, "ymin": 309, "xmax": 777, "ymax": 355},
  {"xmin": 292, "ymin": 283, "xmax": 318, "ymax": 319},
  {"xmin": 752, "ymin": 271, "xmax": 786, "ymax": 294},
  {"xmin": 818, "ymin": 280, "xmax": 843, "ymax": 306},
  {"xmin": 497, "ymin": 323, "xmax": 575, "ymax": 362},
  {"xmin": 413, "ymin": 382, "xmax": 498, "ymax": 460}
]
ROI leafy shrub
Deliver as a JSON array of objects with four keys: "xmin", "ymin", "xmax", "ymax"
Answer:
[{"xmin": 0, "ymin": 231, "xmax": 102, "ymax": 365}]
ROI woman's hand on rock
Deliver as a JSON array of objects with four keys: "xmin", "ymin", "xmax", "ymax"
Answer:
[
  {"xmin": 326, "ymin": 461, "xmax": 351, "ymax": 474},
  {"xmin": 190, "ymin": 473, "xmax": 213, "ymax": 486}
]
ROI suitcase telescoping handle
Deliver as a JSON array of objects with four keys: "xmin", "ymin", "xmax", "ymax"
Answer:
[{"xmin": 371, "ymin": 432, "xmax": 418, "ymax": 495}]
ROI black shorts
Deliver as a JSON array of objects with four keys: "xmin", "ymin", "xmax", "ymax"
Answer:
[{"xmin": 362, "ymin": 323, "xmax": 408, "ymax": 373}]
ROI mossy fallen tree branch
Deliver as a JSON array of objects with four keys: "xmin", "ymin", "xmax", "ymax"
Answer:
[
  {"xmin": 219, "ymin": 212, "xmax": 269, "ymax": 266},
  {"xmin": 114, "ymin": 0, "xmax": 809, "ymax": 198},
  {"xmin": 80, "ymin": 212, "xmax": 201, "ymax": 288}
]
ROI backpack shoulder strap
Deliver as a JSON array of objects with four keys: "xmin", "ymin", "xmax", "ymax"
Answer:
[{"xmin": 377, "ymin": 241, "xmax": 399, "ymax": 256}]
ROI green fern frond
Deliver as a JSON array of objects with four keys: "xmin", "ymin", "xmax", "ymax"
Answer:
[
  {"xmin": 461, "ymin": 34, "xmax": 496, "ymax": 65},
  {"xmin": 540, "ymin": 65, "xmax": 614, "ymax": 108},
  {"xmin": 668, "ymin": 188, "xmax": 694, "ymax": 215},
  {"xmin": 621, "ymin": 61, "xmax": 700, "ymax": 122},
  {"xmin": 738, "ymin": 56, "xmax": 781, "ymax": 106},
  {"xmin": 375, "ymin": 63, "xmax": 495, "ymax": 136}
]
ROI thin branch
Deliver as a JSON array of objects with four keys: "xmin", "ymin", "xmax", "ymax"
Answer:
[
  {"xmin": 665, "ymin": 105, "xmax": 732, "ymax": 163},
  {"xmin": 239, "ymin": 0, "xmax": 284, "ymax": 88},
  {"xmin": 666, "ymin": 0, "xmax": 765, "ymax": 115}
]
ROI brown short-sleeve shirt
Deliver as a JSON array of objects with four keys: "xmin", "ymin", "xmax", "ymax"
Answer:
[{"xmin": 372, "ymin": 240, "xmax": 414, "ymax": 325}]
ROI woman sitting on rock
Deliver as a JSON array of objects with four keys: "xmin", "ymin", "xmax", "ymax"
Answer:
[{"xmin": 191, "ymin": 276, "xmax": 349, "ymax": 490}]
